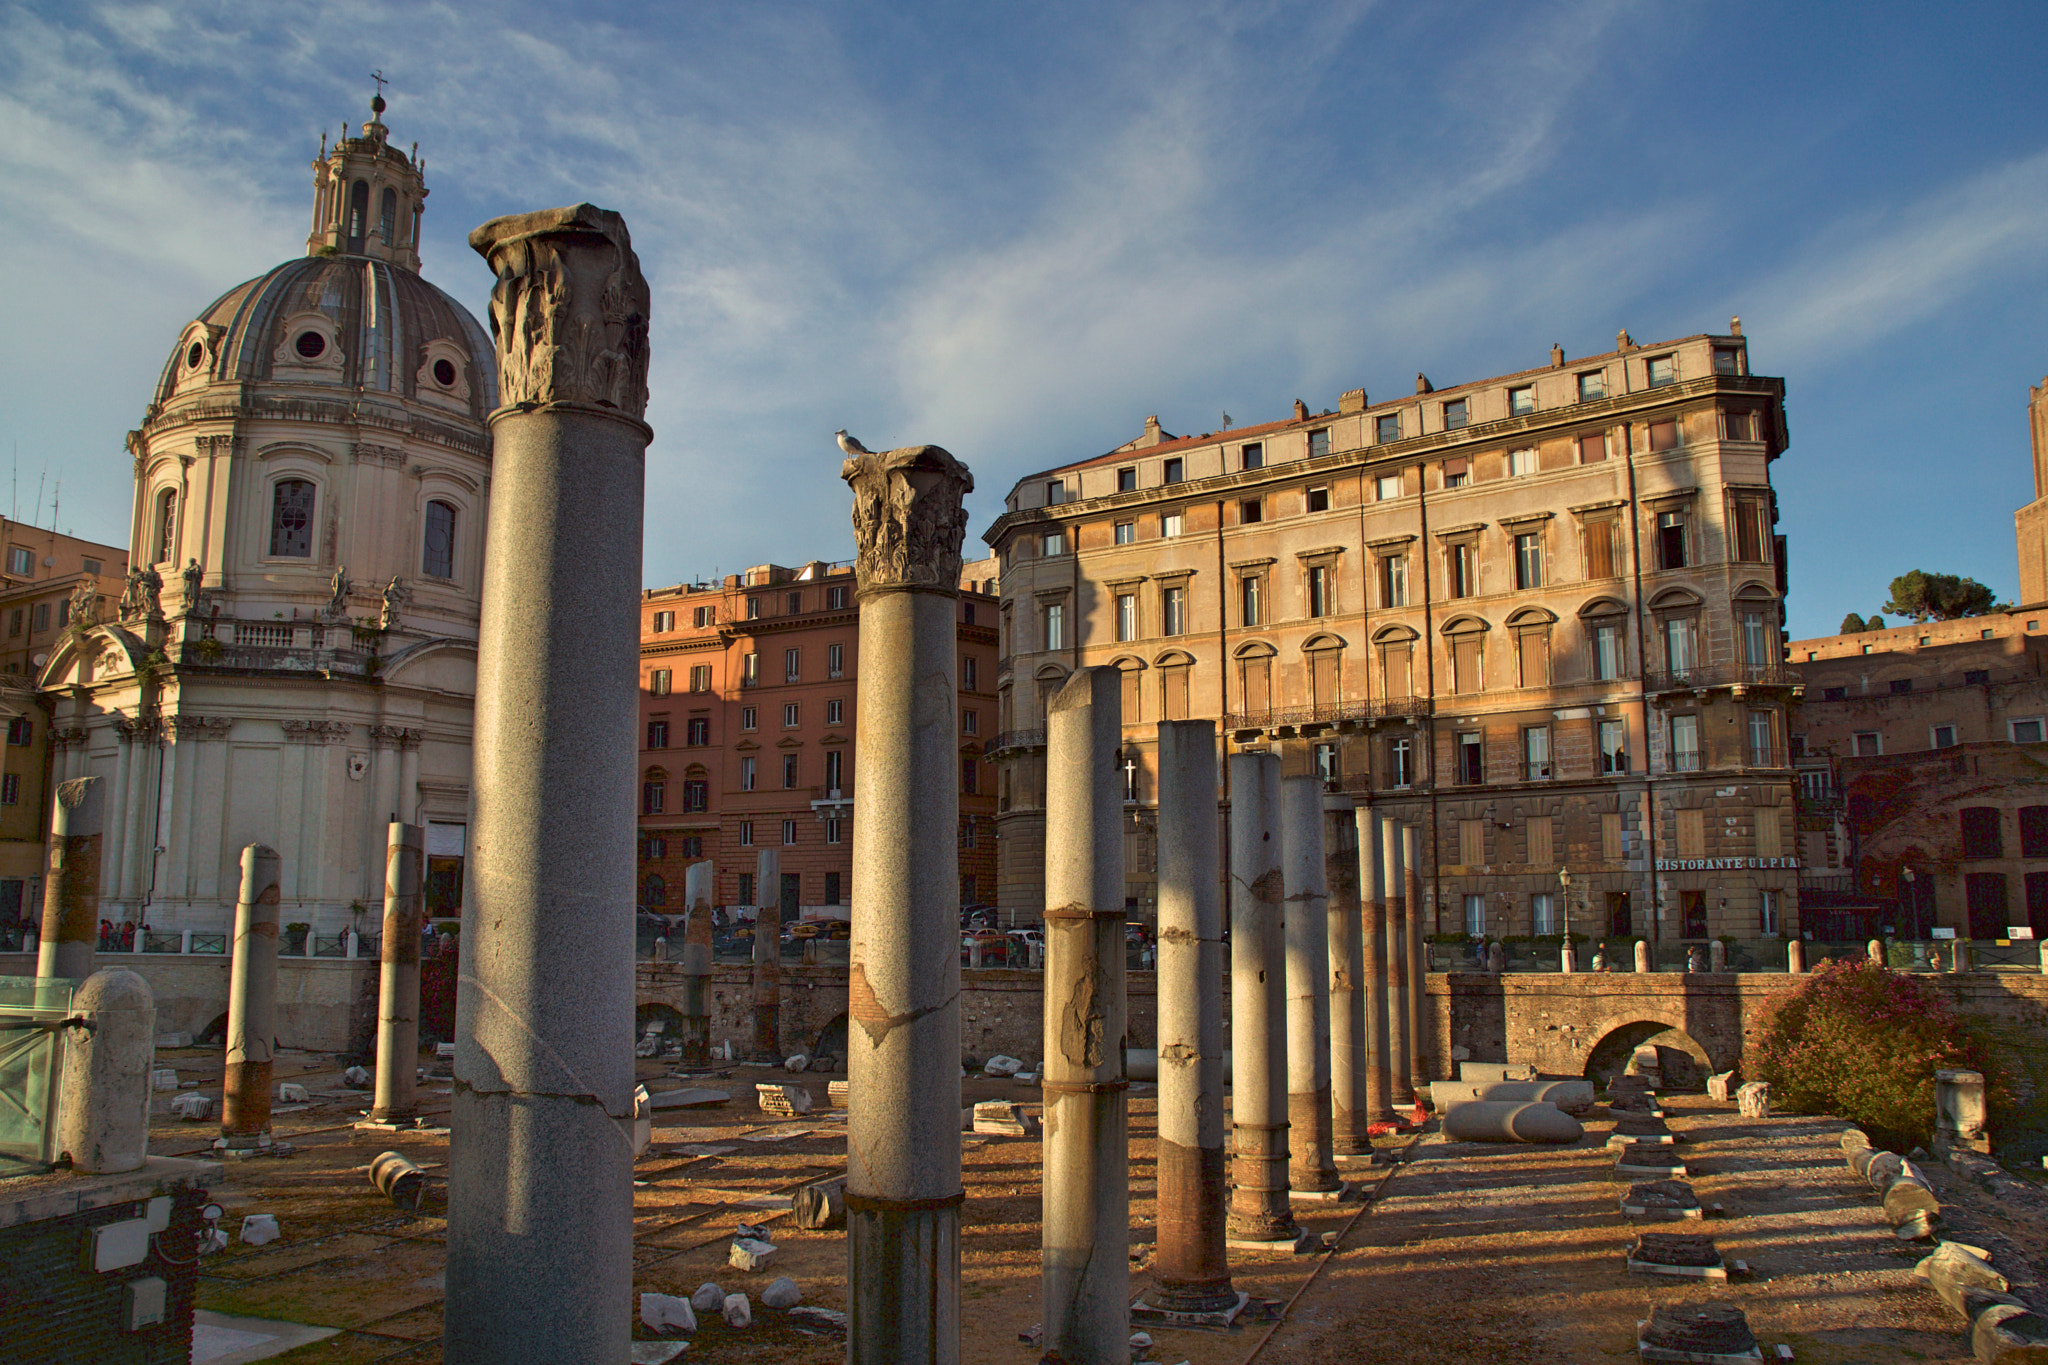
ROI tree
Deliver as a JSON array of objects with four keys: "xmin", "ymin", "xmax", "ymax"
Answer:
[
  {"xmin": 1883, "ymin": 570, "xmax": 1998, "ymax": 622},
  {"xmin": 1840, "ymin": 612, "xmax": 1867, "ymax": 634}
]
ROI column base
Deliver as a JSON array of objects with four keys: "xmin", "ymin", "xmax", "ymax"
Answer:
[
  {"xmin": 847, "ymin": 1194, "xmax": 961, "ymax": 1365},
  {"xmin": 1134, "ymin": 1288, "xmax": 1250, "ymax": 1328}
]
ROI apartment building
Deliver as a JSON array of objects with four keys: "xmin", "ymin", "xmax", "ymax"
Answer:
[
  {"xmin": 984, "ymin": 327, "xmax": 1801, "ymax": 944},
  {"xmin": 637, "ymin": 556, "xmax": 999, "ymax": 919},
  {"xmin": 0, "ymin": 522, "xmax": 128, "ymax": 680}
]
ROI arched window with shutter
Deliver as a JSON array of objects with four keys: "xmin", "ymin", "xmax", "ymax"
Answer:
[
  {"xmin": 269, "ymin": 479, "xmax": 315, "ymax": 557},
  {"xmin": 423, "ymin": 500, "xmax": 457, "ymax": 579},
  {"xmin": 153, "ymin": 487, "xmax": 178, "ymax": 565}
]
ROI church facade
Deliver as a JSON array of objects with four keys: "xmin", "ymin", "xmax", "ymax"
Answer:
[{"xmin": 40, "ymin": 97, "xmax": 494, "ymax": 936}]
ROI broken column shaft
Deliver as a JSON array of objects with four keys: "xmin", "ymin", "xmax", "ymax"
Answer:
[
  {"xmin": 370, "ymin": 823, "xmax": 423, "ymax": 1125},
  {"xmin": 1383, "ymin": 814, "xmax": 1413, "ymax": 1106},
  {"xmin": 1402, "ymin": 822, "xmax": 1428, "ymax": 1087},
  {"xmin": 841, "ymin": 440, "xmax": 973, "ymax": 1365},
  {"xmin": 680, "ymin": 860, "xmax": 714, "ymax": 1066},
  {"xmin": 1041, "ymin": 667, "xmax": 1130, "ymax": 1362},
  {"xmin": 753, "ymin": 847, "xmax": 782, "ymax": 1061},
  {"xmin": 222, "ymin": 844, "xmax": 281, "ymax": 1149},
  {"xmin": 1227, "ymin": 751, "xmax": 1298, "ymax": 1243},
  {"xmin": 1355, "ymin": 807, "xmax": 1394, "ymax": 1124},
  {"xmin": 1281, "ymin": 774, "xmax": 1338, "ymax": 1194},
  {"xmin": 37, "ymin": 776, "xmax": 103, "ymax": 981},
  {"xmin": 446, "ymin": 204, "xmax": 650, "ymax": 1365},
  {"xmin": 1146, "ymin": 719, "xmax": 1233, "ymax": 1311}
]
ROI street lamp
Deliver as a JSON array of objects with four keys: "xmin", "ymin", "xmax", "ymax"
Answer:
[{"xmin": 1557, "ymin": 867, "xmax": 1576, "ymax": 974}]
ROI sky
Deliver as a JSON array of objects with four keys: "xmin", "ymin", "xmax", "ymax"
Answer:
[{"xmin": 3, "ymin": 2, "xmax": 2045, "ymax": 641}]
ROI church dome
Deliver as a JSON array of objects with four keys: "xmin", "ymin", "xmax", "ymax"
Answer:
[{"xmin": 155, "ymin": 256, "xmax": 498, "ymax": 420}]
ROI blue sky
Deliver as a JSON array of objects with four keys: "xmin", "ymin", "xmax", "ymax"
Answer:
[{"xmin": 3, "ymin": 1, "xmax": 2045, "ymax": 640}]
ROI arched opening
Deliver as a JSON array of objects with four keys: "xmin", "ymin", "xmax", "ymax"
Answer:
[
  {"xmin": 379, "ymin": 186, "xmax": 399, "ymax": 244},
  {"xmin": 269, "ymin": 478, "xmax": 315, "ymax": 557},
  {"xmin": 346, "ymin": 179, "xmax": 370, "ymax": 254},
  {"xmin": 1584, "ymin": 1019, "xmax": 1715, "ymax": 1090},
  {"xmin": 423, "ymin": 499, "xmax": 457, "ymax": 579},
  {"xmin": 811, "ymin": 1012, "xmax": 849, "ymax": 1069},
  {"xmin": 153, "ymin": 487, "xmax": 178, "ymax": 565}
]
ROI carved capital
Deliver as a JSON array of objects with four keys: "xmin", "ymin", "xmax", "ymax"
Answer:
[
  {"xmin": 52, "ymin": 726, "xmax": 89, "ymax": 750},
  {"xmin": 468, "ymin": 204, "xmax": 649, "ymax": 420},
  {"xmin": 352, "ymin": 442, "xmax": 407, "ymax": 468},
  {"xmin": 282, "ymin": 718, "xmax": 355, "ymax": 745},
  {"xmin": 171, "ymin": 715, "xmax": 234, "ymax": 741},
  {"xmin": 196, "ymin": 434, "xmax": 236, "ymax": 457},
  {"xmin": 842, "ymin": 444, "xmax": 974, "ymax": 594},
  {"xmin": 371, "ymin": 724, "xmax": 425, "ymax": 751}
]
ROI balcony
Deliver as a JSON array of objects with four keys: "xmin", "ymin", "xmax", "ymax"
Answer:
[
  {"xmin": 989, "ymin": 728, "xmax": 1046, "ymax": 755},
  {"xmin": 1224, "ymin": 698, "xmax": 1429, "ymax": 737},
  {"xmin": 1644, "ymin": 661, "xmax": 1800, "ymax": 695}
]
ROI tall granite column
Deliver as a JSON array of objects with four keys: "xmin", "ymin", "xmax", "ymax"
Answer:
[
  {"xmin": 1354, "ymin": 807, "xmax": 1394, "ymax": 1124},
  {"xmin": 1227, "ymin": 752, "xmax": 1298, "ymax": 1243},
  {"xmin": 1383, "ymin": 814, "xmax": 1412, "ymax": 1106},
  {"xmin": 369, "ymin": 823, "xmax": 423, "ymax": 1125},
  {"xmin": 1327, "ymin": 797, "xmax": 1371, "ymax": 1160},
  {"xmin": 1041, "ymin": 667, "xmax": 1129, "ymax": 1362},
  {"xmin": 447, "ymin": 205, "xmax": 650, "ymax": 1365},
  {"xmin": 1402, "ymin": 823, "xmax": 1427, "ymax": 1086},
  {"xmin": 680, "ymin": 861, "xmax": 714, "ymax": 1066},
  {"xmin": 841, "ymin": 440, "xmax": 973, "ymax": 1365},
  {"xmin": 753, "ymin": 847, "xmax": 782, "ymax": 1061},
  {"xmin": 37, "ymin": 776, "xmax": 103, "ymax": 980},
  {"xmin": 222, "ymin": 845, "xmax": 281, "ymax": 1150},
  {"xmin": 1281, "ymin": 774, "xmax": 1339, "ymax": 1196},
  {"xmin": 1146, "ymin": 720, "xmax": 1232, "ymax": 1311}
]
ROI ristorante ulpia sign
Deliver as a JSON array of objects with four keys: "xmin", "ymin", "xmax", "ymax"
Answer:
[{"xmin": 1655, "ymin": 856, "xmax": 1802, "ymax": 872}]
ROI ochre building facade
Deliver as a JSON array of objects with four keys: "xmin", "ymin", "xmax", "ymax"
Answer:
[{"xmin": 985, "ymin": 327, "xmax": 1802, "ymax": 945}]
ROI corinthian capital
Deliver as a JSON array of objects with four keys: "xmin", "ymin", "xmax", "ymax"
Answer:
[
  {"xmin": 842, "ymin": 444, "xmax": 974, "ymax": 595},
  {"xmin": 468, "ymin": 204, "xmax": 650, "ymax": 421}
]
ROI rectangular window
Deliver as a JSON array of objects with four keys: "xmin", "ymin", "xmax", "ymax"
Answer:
[
  {"xmin": 783, "ymin": 702, "xmax": 800, "ymax": 728},
  {"xmin": 5, "ymin": 719, "xmax": 29, "ymax": 747},
  {"xmin": 1375, "ymin": 473, "xmax": 1403, "ymax": 500},
  {"xmin": 1854, "ymin": 730, "xmax": 1881, "ymax": 756},
  {"xmin": 1657, "ymin": 511, "xmax": 1687, "ymax": 569},
  {"xmin": 1163, "ymin": 457, "xmax": 1184, "ymax": 484},
  {"xmin": 642, "ymin": 781, "xmax": 664, "ymax": 815},
  {"xmin": 1676, "ymin": 808, "xmax": 1706, "ymax": 858},
  {"xmin": 2019, "ymin": 805, "xmax": 2048, "ymax": 858},
  {"xmin": 1117, "ymin": 593, "xmax": 1138, "ymax": 641},
  {"xmin": 1465, "ymin": 894, "xmax": 1485, "ymax": 937},
  {"xmin": 739, "ymin": 823, "xmax": 754, "ymax": 850},
  {"xmin": 1509, "ymin": 385, "xmax": 1535, "ymax": 416},
  {"xmin": 1578, "ymin": 371, "xmax": 1605, "ymax": 402},
  {"xmin": 1603, "ymin": 813, "xmax": 1625, "ymax": 862},
  {"xmin": 1961, "ymin": 806, "xmax": 2003, "ymax": 859},
  {"xmin": 1308, "ymin": 428, "xmax": 1330, "ymax": 459},
  {"xmin": 1447, "ymin": 542, "xmax": 1476, "ymax": 599},
  {"xmin": 1648, "ymin": 419, "xmax": 1679, "ymax": 452},
  {"xmin": 1044, "ymin": 602, "xmax": 1065, "ymax": 651},
  {"xmin": 1117, "ymin": 466, "xmax": 1137, "ymax": 492},
  {"xmin": 1381, "ymin": 642, "xmax": 1413, "ymax": 699},
  {"xmin": 1748, "ymin": 710, "xmax": 1776, "ymax": 766},
  {"xmin": 1664, "ymin": 616, "xmax": 1696, "ymax": 673},
  {"xmin": 1456, "ymin": 731, "xmax": 1484, "ymax": 785},
  {"xmin": 682, "ymin": 665, "xmax": 705, "ymax": 693},
  {"xmin": 1600, "ymin": 718, "xmax": 1628, "ymax": 774},
  {"xmin": 1161, "ymin": 586, "xmax": 1186, "ymax": 637},
  {"xmin": 1531, "ymin": 891, "xmax": 1556, "ymax": 935},
  {"xmin": 1523, "ymin": 725, "xmax": 1551, "ymax": 780},
  {"xmin": 1313, "ymin": 741, "xmax": 1338, "ymax": 783},
  {"xmin": 1460, "ymin": 821, "xmax": 1486, "ymax": 867},
  {"xmin": 740, "ymin": 757, "xmax": 756, "ymax": 791},
  {"xmin": 694, "ymin": 605, "xmax": 716, "ymax": 628},
  {"xmin": 683, "ymin": 779, "xmax": 708, "ymax": 811},
  {"xmin": 739, "ymin": 707, "xmax": 757, "ymax": 732},
  {"xmin": 1517, "ymin": 627, "xmax": 1548, "ymax": 688},
  {"xmin": 1046, "ymin": 478, "xmax": 1065, "ymax": 506},
  {"xmin": 2014, "ymin": 718, "xmax": 2046, "ymax": 743},
  {"xmin": 1376, "ymin": 413, "xmax": 1400, "ymax": 444},
  {"xmin": 1735, "ymin": 500, "xmax": 1768, "ymax": 562},
  {"xmin": 1507, "ymin": 447, "xmax": 1535, "ymax": 477},
  {"xmin": 1670, "ymin": 715, "xmax": 1701, "ymax": 772},
  {"xmin": 963, "ymin": 708, "xmax": 979, "ymax": 735},
  {"xmin": 1388, "ymin": 736, "xmax": 1413, "ymax": 788},
  {"xmin": 1515, "ymin": 533, "xmax": 1543, "ymax": 590},
  {"xmin": 5, "ymin": 609, "xmax": 18, "ymax": 638},
  {"xmin": 1442, "ymin": 457, "xmax": 1469, "ymax": 488},
  {"xmin": 962, "ymin": 656, "xmax": 977, "ymax": 690},
  {"xmin": 647, "ymin": 720, "xmax": 670, "ymax": 749},
  {"xmin": 1305, "ymin": 485, "xmax": 1330, "ymax": 513},
  {"xmin": 1758, "ymin": 889, "xmax": 1778, "ymax": 935},
  {"xmin": 828, "ymin": 585, "xmax": 849, "ymax": 610},
  {"xmin": 785, "ymin": 648, "xmax": 801, "ymax": 682},
  {"xmin": 652, "ymin": 610, "xmax": 674, "ymax": 633},
  {"xmin": 748, "ymin": 597, "xmax": 762, "ymax": 620},
  {"xmin": 787, "ymin": 592, "xmax": 803, "ymax": 614},
  {"xmin": 1239, "ymin": 578, "xmax": 1261, "ymax": 628},
  {"xmin": 1594, "ymin": 622, "xmax": 1624, "ymax": 681},
  {"xmin": 1379, "ymin": 555, "xmax": 1408, "ymax": 608},
  {"xmin": 1646, "ymin": 355, "xmax": 1676, "ymax": 387},
  {"xmin": 825, "ymin": 870, "xmax": 842, "ymax": 902},
  {"xmin": 1114, "ymin": 520, "xmax": 1135, "ymax": 545},
  {"xmin": 643, "ymin": 836, "xmax": 666, "ymax": 860},
  {"xmin": 1581, "ymin": 519, "xmax": 1615, "ymax": 580},
  {"xmin": 1042, "ymin": 530, "xmax": 1065, "ymax": 557},
  {"xmin": 649, "ymin": 668, "xmax": 672, "ymax": 695},
  {"xmin": 1453, "ymin": 634, "xmax": 1482, "ymax": 693},
  {"xmin": 686, "ymin": 717, "xmax": 708, "ymax": 746},
  {"xmin": 742, "ymin": 653, "xmax": 759, "ymax": 687},
  {"xmin": 1299, "ymin": 564, "xmax": 1328, "ymax": 618},
  {"xmin": 1241, "ymin": 442, "xmax": 1263, "ymax": 471},
  {"xmin": 6, "ymin": 547, "xmax": 30, "ymax": 576},
  {"xmin": 823, "ymin": 701, "xmax": 842, "ymax": 729},
  {"xmin": 1577, "ymin": 431, "xmax": 1607, "ymax": 464},
  {"xmin": 825, "ymin": 820, "xmax": 842, "ymax": 846},
  {"xmin": 1724, "ymin": 409, "xmax": 1753, "ymax": 441},
  {"xmin": 1756, "ymin": 808, "xmax": 1784, "ymax": 859},
  {"xmin": 962, "ymin": 756, "xmax": 979, "ymax": 794},
  {"xmin": 1239, "ymin": 497, "xmax": 1262, "ymax": 524},
  {"xmin": 1162, "ymin": 511, "xmax": 1184, "ymax": 538},
  {"xmin": 1741, "ymin": 610, "xmax": 1771, "ymax": 665},
  {"xmin": 1933, "ymin": 724, "xmax": 1958, "ymax": 749},
  {"xmin": 1442, "ymin": 398, "xmax": 1469, "ymax": 430},
  {"xmin": 32, "ymin": 603, "xmax": 49, "ymax": 634},
  {"xmin": 782, "ymin": 818, "xmax": 797, "ymax": 844},
  {"xmin": 815, "ymin": 748, "xmax": 840, "ymax": 793}
]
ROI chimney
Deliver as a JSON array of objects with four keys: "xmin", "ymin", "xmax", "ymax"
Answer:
[
  {"xmin": 1550, "ymin": 344, "xmax": 1565, "ymax": 368},
  {"xmin": 1415, "ymin": 374, "xmax": 1433, "ymax": 395},
  {"xmin": 1339, "ymin": 389, "xmax": 1367, "ymax": 414}
]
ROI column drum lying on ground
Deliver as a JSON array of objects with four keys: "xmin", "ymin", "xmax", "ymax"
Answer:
[
  {"xmin": 1146, "ymin": 719, "xmax": 1233, "ymax": 1311},
  {"xmin": 447, "ymin": 203, "xmax": 650, "ymax": 1365},
  {"xmin": 1227, "ymin": 752, "xmax": 1298, "ymax": 1243},
  {"xmin": 1041, "ymin": 667, "xmax": 1130, "ymax": 1364}
]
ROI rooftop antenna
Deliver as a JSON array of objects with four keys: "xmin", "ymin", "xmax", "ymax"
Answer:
[
  {"xmin": 31, "ymin": 470, "xmax": 43, "ymax": 531},
  {"xmin": 48, "ymin": 478, "xmax": 58, "ymax": 533}
]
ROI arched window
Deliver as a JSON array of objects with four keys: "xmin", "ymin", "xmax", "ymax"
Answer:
[
  {"xmin": 1374, "ymin": 626, "xmax": 1418, "ymax": 702},
  {"xmin": 379, "ymin": 187, "xmax": 399, "ymax": 244},
  {"xmin": 269, "ymin": 479, "xmax": 314, "ymax": 557},
  {"xmin": 153, "ymin": 487, "xmax": 178, "ymax": 565},
  {"xmin": 643, "ymin": 873, "xmax": 667, "ymax": 908},
  {"xmin": 1304, "ymin": 635, "xmax": 1345, "ymax": 714},
  {"xmin": 1156, "ymin": 651, "xmax": 1194, "ymax": 721},
  {"xmin": 346, "ymin": 180, "xmax": 369, "ymax": 254},
  {"xmin": 1234, "ymin": 642, "xmax": 1276, "ymax": 719},
  {"xmin": 423, "ymin": 500, "xmax": 457, "ymax": 579}
]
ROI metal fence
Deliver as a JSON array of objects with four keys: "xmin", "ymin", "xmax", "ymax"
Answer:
[
  {"xmin": 0, "ymin": 976, "xmax": 77, "ymax": 1170},
  {"xmin": 1425, "ymin": 936, "xmax": 2044, "ymax": 974}
]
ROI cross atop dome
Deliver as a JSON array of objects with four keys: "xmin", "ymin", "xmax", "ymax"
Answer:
[{"xmin": 304, "ymin": 77, "xmax": 430, "ymax": 271}]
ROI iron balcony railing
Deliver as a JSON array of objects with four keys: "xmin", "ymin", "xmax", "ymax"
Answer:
[
  {"xmin": 990, "ymin": 728, "xmax": 1046, "ymax": 753},
  {"xmin": 1644, "ymin": 661, "xmax": 1801, "ymax": 692},
  {"xmin": 1224, "ymin": 698, "xmax": 1430, "ymax": 733}
]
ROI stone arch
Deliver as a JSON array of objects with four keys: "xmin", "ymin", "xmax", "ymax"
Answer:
[
  {"xmin": 811, "ymin": 1012, "xmax": 849, "ymax": 1067},
  {"xmin": 1582, "ymin": 1014, "xmax": 1721, "ymax": 1090}
]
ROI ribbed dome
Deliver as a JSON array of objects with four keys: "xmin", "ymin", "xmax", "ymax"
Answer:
[{"xmin": 157, "ymin": 254, "xmax": 497, "ymax": 420}]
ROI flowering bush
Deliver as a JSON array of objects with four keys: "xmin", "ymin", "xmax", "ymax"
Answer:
[{"xmin": 1752, "ymin": 958, "xmax": 1997, "ymax": 1145}]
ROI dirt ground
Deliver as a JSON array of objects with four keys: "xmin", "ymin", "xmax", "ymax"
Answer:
[{"xmin": 150, "ymin": 1047, "xmax": 2045, "ymax": 1363}]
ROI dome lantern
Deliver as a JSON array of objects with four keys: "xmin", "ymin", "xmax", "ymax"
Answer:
[{"xmin": 306, "ymin": 86, "xmax": 429, "ymax": 271}]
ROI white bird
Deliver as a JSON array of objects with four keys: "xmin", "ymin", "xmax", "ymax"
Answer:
[{"xmin": 836, "ymin": 429, "xmax": 873, "ymax": 456}]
